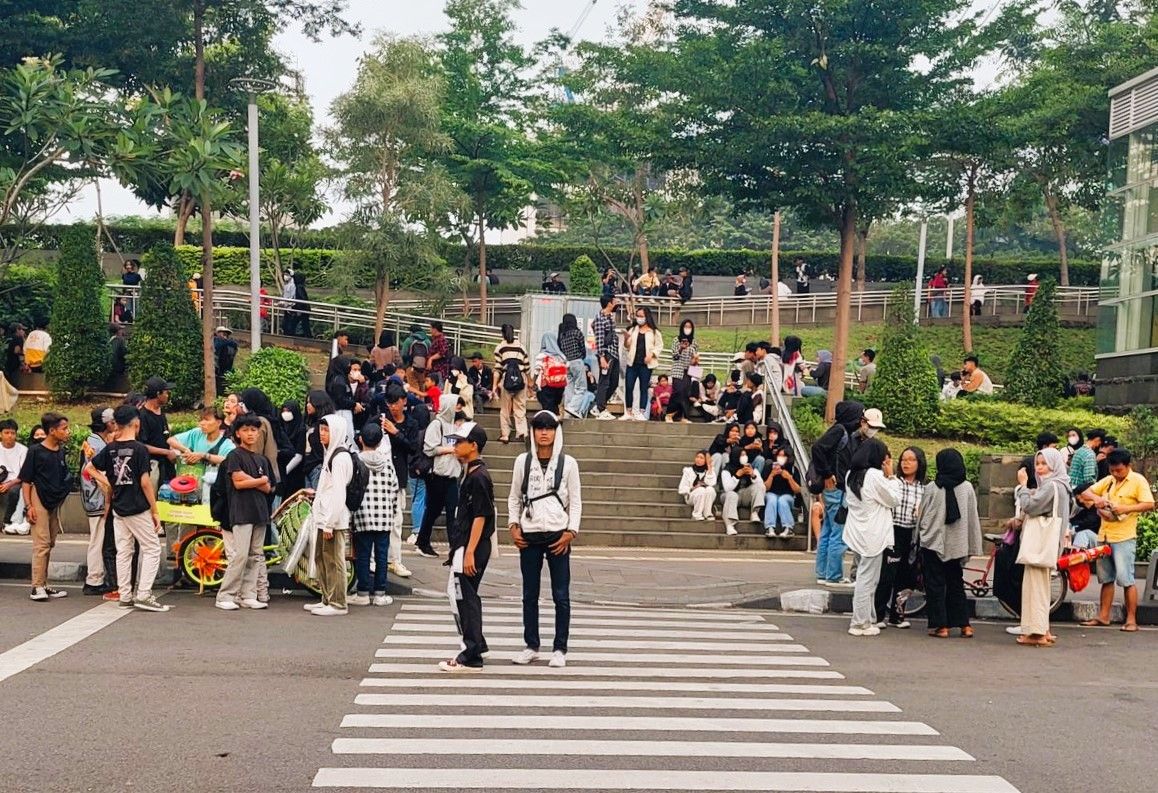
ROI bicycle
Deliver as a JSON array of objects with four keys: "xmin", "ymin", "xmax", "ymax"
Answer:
[{"xmin": 900, "ymin": 533, "xmax": 1069, "ymax": 619}]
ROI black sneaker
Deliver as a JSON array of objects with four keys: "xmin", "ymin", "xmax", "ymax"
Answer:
[
  {"xmin": 44, "ymin": 587, "xmax": 68, "ymax": 599},
  {"xmin": 416, "ymin": 546, "xmax": 439, "ymax": 559},
  {"xmin": 83, "ymin": 584, "xmax": 105, "ymax": 596}
]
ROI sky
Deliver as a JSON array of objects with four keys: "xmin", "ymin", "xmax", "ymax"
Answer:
[{"xmin": 61, "ymin": 0, "xmax": 640, "ymax": 223}]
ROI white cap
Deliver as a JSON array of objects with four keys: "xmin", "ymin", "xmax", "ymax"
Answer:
[{"xmin": 863, "ymin": 408, "xmax": 887, "ymax": 430}]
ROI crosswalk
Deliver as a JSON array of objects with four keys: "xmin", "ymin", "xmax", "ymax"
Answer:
[{"xmin": 313, "ymin": 602, "xmax": 1020, "ymax": 792}]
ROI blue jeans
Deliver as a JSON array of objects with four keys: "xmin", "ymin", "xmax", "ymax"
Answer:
[
  {"xmin": 563, "ymin": 359, "xmax": 590, "ymax": 417},
  {"xmin": 932, "ymin": 298, "xmax": 948, "ymax": 318},
  {"xmin": 764, "ymin": 493, "xmax": 796, "ymax": 532},
  {"xmin": 624, "ymin": 363, "xmax": 651, "ymax": 413},
  {"xmin": 353, "ymin": 531, "xmax": 389, "ymax": 595},
  {"xmin": 305, "ymin": 467, "xmax": 320, "ymax": 491},
  {"xmin": 519, "ymin": 539, "xmax": 571, "ymax": 653},
  {"xmin": 815, "ymin": 489, "xmax": 847, "ymax": 581},
  {"xmin": 409, "ymin": 478, "xmax": 426, "ymax": 536}
]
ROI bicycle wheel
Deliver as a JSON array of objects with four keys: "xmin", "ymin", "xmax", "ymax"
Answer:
[
  {"xmin": 899, "ymin": 588, "xmax": 927, "ymax": 618},
  {"xmin": 1048, "ymin": 569, "xmax": 1069, "ymax": 614},
  {"xmin": 180, "ymin": 528, "xmax": 227, "ymax": 589}
]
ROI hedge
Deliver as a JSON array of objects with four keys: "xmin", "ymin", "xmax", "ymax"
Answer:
[
  {"xmin": 2, "ymin": 223, "xmax": 342, "ymax": 252},
  {"xmin": 173, "ymin": 246, "xmax": 346, "ymax": 288},
  {"xmin": 935, "ymin": 399, "xmax": 1129, "ymax": 448},
  {"xmin": 0, "ymin": 264, "xmax": 55, "ymax": 330}
]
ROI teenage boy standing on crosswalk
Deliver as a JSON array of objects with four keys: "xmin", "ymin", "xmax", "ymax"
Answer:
[{"xmin": 508, "ymin": 410, "xmax": 582, "ymax": 669}]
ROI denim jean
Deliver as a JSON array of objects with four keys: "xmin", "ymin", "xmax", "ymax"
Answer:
[
  {"xmin": 519, "ymin": 540, "xmax": 571, "ymax": 653},
  {"xmin": 409, "ymin": 477, "xmax": 426, "ymax": 536},
  {"xmin": 563, "ymin": 359, "xmax": 590, "ymax": 417},
  {"xmin": 624, "ymin": 363, "xmax": 651, "ymax": 413},
  {"xmin": 305, "ymin": 467, "xmax": 320, "ymax": 491},
  {"xmin": 815, "ymin": 489, "xmax": 847, "ymax": 581},
  {"xmin": 763, "ymin": 493, "xmax": 796, "ymax": 532},
  {"xmin": 353, "ymin": 530, "xmax": 390, "ymax": 595},
  {"xmin": 932, "ymin": 298, "xmax": 948, "ymax": 318}
]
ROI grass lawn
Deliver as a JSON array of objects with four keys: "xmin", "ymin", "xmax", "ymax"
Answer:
[
  {"xmin": 4, "ymin": 397, "xmax": 200, "ymax": 440},
  {"xmin": 666, "ymin": 323, "xmax": 1095, "ymax": 385}
]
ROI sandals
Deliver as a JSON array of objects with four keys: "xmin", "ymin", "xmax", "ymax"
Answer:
[
  {"xmin": 1079, "ymin": 619, "xmax": 1110, "ymax": 627},
  {"xmin": 1016, "ymin": 636, "xmax": 1052, "ymax": 647},
  {"xmin": 960, "ymin": 626, "xmax": 974, "ymax": 639},
  {"xmin": 930, "ymin": 628, "xmax": 950, "ymax": 639}
]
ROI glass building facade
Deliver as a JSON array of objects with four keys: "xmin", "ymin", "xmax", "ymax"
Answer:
[{"xmin": 1098, "ymin": 68, "xmax": 1158, "ymax": 409}]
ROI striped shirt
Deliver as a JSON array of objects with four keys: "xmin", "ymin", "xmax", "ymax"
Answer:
[
  {"xmin": 493, "ymin": 342, "xmax": 530, "ymax": 375},
  {"xmin": 893, "ymin": 479, "xmax": 925, "ymax": 529}
]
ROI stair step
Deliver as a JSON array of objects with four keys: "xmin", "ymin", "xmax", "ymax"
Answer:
[
  {"xmin": 488, "ymin": 472, "xmax": 683, "ymax": 489},
  {"xmin": 473, "ymin": 416, "xmax": 722, "ymax": 439},
  {"xmin": 413, "ymin": 527, "xmax": 808, "ymax": 551}
]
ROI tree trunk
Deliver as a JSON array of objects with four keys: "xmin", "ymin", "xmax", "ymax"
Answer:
[
  {"xmin": 477, "ymin": 211, "xmax": 488, "ymax": 320},
  {"xmin": 173, "ymin": 196, "xmax": 194, "ymax": 246},
  {"xmin": 855, "ymin": 226, "xmax": 869, "ymax": 292},
  {"xmin": 200, "ymin": 192, "xmax": 215, "ymax": 406},
  {"xmin": 770, "ymin": 210, "xmax": 781, "ymax": 347},
  {"xmin": 633, "ymin": 170, "xmax": 651, "ymax": 274},
  {"xmin": 638, "ymin": 234, "xmax": 651, "ymax": 274},
  {"xmin": 373, "ymin": 275, "xmax": 388, "ymax": 342},
  {"xmin": 1043, "ymin": 187, "xmax": 1070, "ymax": 287},
  {"xmin": 963, "ymin": 174, "xmax": 976, "ymax": 354},
  {"xmin": 826, "ymin": 205, "xmax": 857, "ymax": 423},
  {"xmin": 193, "ymin": 1, "xmax": 206, "ymax": 101}
]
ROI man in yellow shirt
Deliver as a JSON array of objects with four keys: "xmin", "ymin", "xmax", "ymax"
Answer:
[{"xmin": 1080, "ymin": 449, "xmax": 1154, "ymax": 632}]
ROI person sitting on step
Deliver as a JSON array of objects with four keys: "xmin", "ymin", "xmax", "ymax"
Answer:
[{"xmin": 679, "ymin": 450, "xmax": 718, "ymax": 521}]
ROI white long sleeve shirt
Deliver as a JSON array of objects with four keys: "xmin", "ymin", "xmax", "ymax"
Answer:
[
  {"xmin": 842, "ymin": 470, "xmax": 902, "ymax": 557},
  {"xmin": 507, "ymin": 452, "xmax": 582, "ymax": 535},
  {"xmin": 678, "ymin": 466, "xmax": 717, "ymax": 496}
]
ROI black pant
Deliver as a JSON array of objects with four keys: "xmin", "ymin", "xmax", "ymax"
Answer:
[
  {"xmin": 453, "ymin": 538, "xmax": 492, "ymax": 667},
  {"xmin": 520, "ymin": 536, "xmax": 571, "ymax": 653},
  {"xmin": 874, "ymin": 525, "xmax": 913, "ymax": 621},
  {"xmin": 595, "ymin": 358, "xmax": 620, "ymax": 412},
  {"xmin": 921, "ymin": 548, "xmax": 969, "ymax": 629},
  {"xmin": 417, "ymin": 475, "xmax": 459, "ymax": 549},
  {"xmin": 1, "ymin": 487, "xmax": 19, "ymax": 524},
  {"xmin": 667, "ymin": 376, "xmax": 693, "ymax": 420},
  {"xmin": 538, "ymin": 386, "xmax": 564, "ymax": 415}
]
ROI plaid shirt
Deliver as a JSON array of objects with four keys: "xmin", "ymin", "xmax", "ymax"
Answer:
[
  {"xmin": 558, "ymin": 328, "xmax": 587, "ymax": 361},
  {"xmin": 592, "ymin": 312, "xmax": 618, "ymax": 360},
  {"xmin": 893, "ymin": 479, "xmax": 925, "ymax": 529}
]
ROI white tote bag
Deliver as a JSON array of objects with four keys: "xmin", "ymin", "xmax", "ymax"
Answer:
[{"xmin": 1016, "ymin": 483, "xmax": 1063, "ymax": 569}]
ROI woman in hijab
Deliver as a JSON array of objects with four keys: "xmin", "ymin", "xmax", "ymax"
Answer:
[
  {"xmin": 303, "ymin": 390, "xmax": 335, "ymax": 490},
  {"xmin": 665, "ymin": 320, "xmax": 698, "ymax": 423},
  {"xmin": 781, "ymin": 335, "xmax": 804, "ymax": 397},
  {"xmin": 969, "ymin": 274, "xmax": 987, "ymax": 316},
  {"xmin": 1013, "ymin": 447, "xmax": 1071, "ymax": 646},
  {"xmin": 278, "ymin": 400, "xmax": 307, "ymax": 499},
  {"xmin": 325, "ymin": 355, "xmax": 357, "ymax": 429},
  {"xmin": 875, "ymin": 446, "xmax": 927, "ymax": 628},
  {"xmin": 811, "ymin": 349, "xmax": 833, "ymax": 393},
  {"xmin": 535, "ymin": 331, "xmax": 566, "ymax": 416},
  {"xmin": 842, "ymin": 438, "xmax": 900, "ymax": 636},
  {"xmin": 1064, "ymin": 427, "xmax": 1084, "ymax": 466},
  {"xmin": 917, "ymin": 449, "xmax": 983, "ymax": 638}
]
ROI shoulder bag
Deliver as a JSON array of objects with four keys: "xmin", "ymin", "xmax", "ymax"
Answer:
[{"xmin": 1016, "ymin": 483, "xmax": 1063, "ymax": 569}]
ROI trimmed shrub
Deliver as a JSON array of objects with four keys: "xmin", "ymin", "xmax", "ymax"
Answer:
[
  {"xmin": 224, "ymin": 346, "xmax": 310, "ymax": 409},
  {"xmin": 126, "ymin": 243, "xmax": 204, "ymax": 408},
  {"xmin": 1003, "ymin": 278, "xmax": 1066, "ymax": 408},
  {"xmin": 44, "ymin": 227, "xmax": 111, "ymax": 399},
  {"xmin": 1138, "ymin": 513, "xmax": 1158, "ymax": 562},
  {"xmin": 937, "ymin": 399, "xmax": 1128, "ymax": 448},
  {"xmin": 569, "ymin": 255, "xmax": 600, "ymax": 296},
  {"xmin": 0, "ymin": 264, "xmax": 55, "ymax": 330},
  {"xmin": 865, "ymin": 289, "xmax": 940, "ymax": 434}
]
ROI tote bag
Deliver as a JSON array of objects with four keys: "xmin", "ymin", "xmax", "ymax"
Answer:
[{"xmin": 1016, "ymin": 483, "xmax": 1063, "ymax": 569}]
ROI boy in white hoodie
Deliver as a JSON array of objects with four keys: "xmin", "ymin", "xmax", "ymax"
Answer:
[
  {"xmin": 507, "ymin": 410, "xmax": 582, "ymax": 668},
  {"xmin": 305, "ymin": 415, "xmax": 352, "ymax": 616},
  {"xmin": 350, "ymin": 422, "xmax": 402, "ymax": 606}
]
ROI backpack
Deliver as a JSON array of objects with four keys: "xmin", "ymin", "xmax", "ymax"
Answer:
[
  {"xmin": 328, "ymin": 447, "xmax": 370, "ymax": 512},
  {"xmin": 519, "ymin": 451, "xmax": 567, "ymax": 517},
  {"xmin": 805, "ymin": 426, "xmax": 849, "ymax": 495},
  {"xmin": 79, "ymin": 437, "xmax": 106, "ymax": 515},
  {"xmin": 407, "ymin": 338, "xmax": 430, "ymax": 364},
  {"xmin": 502, "ymin": 357, "xmax": 525, "ymax": 393},
  {"xmin": 210, "ymin": 457, "xmax": 231, "ymax": 527},
  {"xmin": 540, "ymin": 356, "xmax": 567, "ymax": 389}
]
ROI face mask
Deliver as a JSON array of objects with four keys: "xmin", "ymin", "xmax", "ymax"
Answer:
[
  {"xmin": 776, "ymin": 456, "xmax": 788, "ymax": 466},
  {"xmin": 739, "ymin": 453, "xmax": 748, "ymax": 466},
  {"xmin": 454, "ymin": 411, "xmax": 468, "ymax": 422},
  {"xmin": 1068, "ymin": 435, "xmax": 1080, "ymax": 447},
  {"xmin": 635, "ymin": 317, "xmax": 645, "ymax": 326},
  {"xmin": 281, "ymin": 411, "xmax": 294, "ymax": 423},
  {"xmin": 863, "ymin": 427, "xmax": 879, "ymax": 439}
]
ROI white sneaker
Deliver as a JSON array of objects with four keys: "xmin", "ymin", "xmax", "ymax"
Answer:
[
  {"xmin": 12, "ymin": 522, "xmax": 29, "ymax": 535},
  {"xmin": 388, "ymin": 562, "xmax": 412, "ymax": 578},
  {"xmin": 781, "ymin": 528, "xmax": 795, "ymax": 538},
  {"xmin": 1005, "ymin": 625, "xmax": 1024, "ymax": 636},
  {"xmin": 750, "ymin": 512, "xmax": 763, "ymax": 523},
  {"xmin": 618, "ymin": 412, "xmax": 633, "ymax": 421},
  {"xmin": 848, "ymin": 625, "xmax": 881, "ymax": 637},
  {"xmin": 634, "ymin": 410, "xmax": 648, "ymax": 422},
  {"xmin": 588, "ymin": 406, "xmax": 601, "ymax": 418},
  {"xmin": 724, "ymin": 524, "xmax": 738, "ymax": 536},
  {"xmin": 764, "ymin": 527, "xmax": 776, "ymax": 538},
  {"xmin": 239, "ymin": 599, "xmax": 268, "ymax": 609},
  {"xmin": 597, "ymin": 410, "xmax": 615, "ymax": 421},
  {"xmin": 303, "ymin": 601, "xmax": 326, "ymax": 612},
  {"xmin": 372, "ymin": 594, "xmax": 393, "ymax": 606},
  {"xmin": 889, "ymin": 619, "xmax": 912, "ymax": 629},
  {"xmin": 512, "ymin": 648, "xmax": 539, "ymax": 665},
  {"xmin": 816, "ymin": 578, "xmax": 826, "ymax": 584},
  {"xmin": 549, "ymin": 651, "xmax": 566, "ymax": 668},
  {"xmin": 405, "ymin": 533, "xmax": 418, "ymax": 546},
  {"xmin": 347, "ymin": 593, "xmax": 371, "ymax": 606},
  {"xmin": 874, "ymin": 620, "xmax": 888, "ymax": 629},
  {"xmin": 312, "ymin": 604, "xmax": 348, "ymax": 616},
  {"xmin": 2, "ymin": 523, "xmax": 16, "ymax": 535},
  {"xmin": 215, "ymin": 600, "xmax": 240, "ymax": 611}
]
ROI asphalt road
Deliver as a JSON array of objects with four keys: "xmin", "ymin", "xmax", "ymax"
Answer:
[{"xmin": 0, "ymin": 582, "xmax": 1153, "ymax": 793}]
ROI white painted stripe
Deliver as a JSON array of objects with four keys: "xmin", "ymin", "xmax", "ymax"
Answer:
[
  {"xmin": 399, "ymin": 604, "xmax": 766, "ymax": 622},
  {"xmin": 390, "ymin": 623, "xmax": 791, "ymax": 640},
  {"xmin": 0, "ymin": 602, "xmax": 133, "ymax": 684},
  {"xmin": 330, "ymin": 737, "xmax": 972, "ymax": 761},
  {"xmin": 353, "ymin": 693, "xmax": 899, "ymax": 713},
  {"xmin": 359, "ymin": 677, "xmax": 873, "ymax": 695},
  {"xmin": 395, "ymin": 613, "xmax": 781, "ymax": 630},
  {"xmin": 367, "ymin": 663, "xmax": 844, "ymax": 679},
  {"xmin": 373, "ymin": 649, "xmax": 830, "ymax": 665},
  {"xmin": 313, "ymin": 768, "xmax": 1016, "ymax": 791},
  {"xmin": 339, "ymin": 713, "xmax": 936, "ymax": 735},
  {"xmin": 381, "ymin": 635, "xmax": 809, "ymax": 652}
]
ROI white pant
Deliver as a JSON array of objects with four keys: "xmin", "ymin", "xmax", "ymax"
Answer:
[
  {"xmin": 850, "ymin": 552, "xmax": 884, "ymax": 629},
  {"xmin": 85, "ymin": 514, "xmax": 106, "ymax": 586},
  {"xmin": 684, "ymin": 486, "xmax": 716, "ymax": 519},
  {"xmin": 114, "ymin": 511, "xmax": 162, "ymax": 602},
  {"xmin": 389, "ymin": 489, "xmax": 405, "ymax": 565},
  {"xmin": 222, "ymin": 527, "xmax": 270, "ymax": 600},
  {"xmin": 722, "ymin": 480, "xmax": 765, "ymax": 527}
]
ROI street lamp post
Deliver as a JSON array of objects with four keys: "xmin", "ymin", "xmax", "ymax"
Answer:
[{"xmin": 229, "ymin": 77, "xmax": 277, "ymax": 352}]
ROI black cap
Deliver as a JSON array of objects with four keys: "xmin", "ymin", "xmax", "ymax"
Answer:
[
  {"xmin": 449, "ymin": 421, "xmax": 487, "ymax": 452},
  {"xmin": 143, "ymin": 376, "xmax": 175, "ymax": 398},
  {"xmin": 89, "ymin": 407, "xmax": 114, "ymax": 431},
  {"xmin": 469, "ymin": 351, "xmax": 483, "ymax": 360}
]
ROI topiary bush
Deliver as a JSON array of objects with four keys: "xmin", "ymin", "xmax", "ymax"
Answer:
[
  {"xmin": 44, "ymin": 227, "xmax": 111, "ymax": 399},
  {"xmin": 0, "ymin": 264, "xmax": 55, "ymax": 330},
  {"xmin": 569, "ymin": 254, "xmax": 600, "ymax": 296},
  {"xmin": 937, "ymin": 398, "xmax": 1128, "ymax": 447},
  {"xmin": 1003, "ymin": 278, "xmax": 1066, "ymax": 408},
  {"xmin": 126, "ymin": 243, "xmax": 204, "ymax": 408},
  {"xmin": 224, "ymin": 346, "xmax": 310, "ymax": 408},
  {"xmin": 864, "ymin": 288, "xmax": 940, "ymax": 434}
]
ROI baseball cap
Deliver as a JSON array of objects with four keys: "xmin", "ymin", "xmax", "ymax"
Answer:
[
  {"xmin": 863, "ymin": 408, "xmax": 887, "ymax": 430},
  {"xmin": 89, "ymin": 407, "xmax": 114, "ymax": 431},
  {"xmin": 449, "ymin": 421, "xmax": 487, "ymax": 452},
  {"xmin": 1027, "ymin": 273, "xmax": 1038, "ymax": 281},
  {"xmin": 143, "ymin": 376, "xmax": 175, "ymax": 398},
  {"xmin": 215, "ymin": 325, "xmax": 232, "ymax": 335}
]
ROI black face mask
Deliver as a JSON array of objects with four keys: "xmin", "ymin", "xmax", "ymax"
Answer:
[{"xmin": 454, "ymin": 411, "xmax": 468, "ymax": 422}]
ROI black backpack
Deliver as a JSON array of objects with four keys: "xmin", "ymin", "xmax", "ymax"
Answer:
[
  {"xmin": 805, "ymin": 426, "xmax": 849, "ymax": 495},
  {"xmin": 502, "ymin": 357, "xmax": 525, "ymax": 393},
  {"xmin": 519, "ymin": 451, "xmax": 567, "ymax": 517},
  {"xmin": 210, "ymin": 459, "xmax": 231, "ymax": 527},
  {"xmin": 329, "ymin": 447, "xmax": 370, "ymax": 512}
]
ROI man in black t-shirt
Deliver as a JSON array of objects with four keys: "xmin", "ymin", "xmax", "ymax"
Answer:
[
  {"xmin": 4, "ymin": 324, "xmax": 24, "ymax": 380},
  {"xmin": 439, "ymin": 422, "xmax": 495, "ymax": 673},
  {"xmin": 20, "ymin": 412, "xmax": 72, "ymax": 601},
  {"xmin": 87, "ymin": 405, "xmax": 171, "ymax": 613},
  {"xmin": 139, "ymin": 376, "xmax": 177, "ymax": 482},
  {"xmin": 215, "ymin": 415, "xmax": 273, "ymax": 612}
]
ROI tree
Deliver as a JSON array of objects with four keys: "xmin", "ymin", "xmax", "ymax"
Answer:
[
  {"xmin": 865, "ymin": 289, "xmax": 940, "ymax": 434},
  {"xmin": 569, "ymin": 254, "xmax": 600, "ymax": 296},
  {"xmin": 126, "ymin": 243, "xmax": 204, "ymax": 408},
  {"xmin": 1004, "ymin": 277, "xmax": 1065, "ymax": 408},
  {"xmin": 43, "ymin": 225, "xmax": 110, "ymax": 399},
  {"xmin": 660, "ymin": 0, "xmax": 1024, "ymax": 420},
  {"xmin": 326, "ymin": 34, "xmax": 460, "ymax": 339}
]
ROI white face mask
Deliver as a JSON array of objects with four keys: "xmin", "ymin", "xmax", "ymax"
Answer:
[
  {"xmin": 281, "ymin": 411, "xmax": 294, "ymax": 423},
  {"xmin": 739, "ymin": 453, "xmax": 749, "ymax": 466},
  {"xmin": 863, "ymin": 427, "xmax": 880, "ymax": 439},
  {"xmin": 635, "ymin": 317, "xmax": 646, "ymax": 326},
  {"xmin": 1068, "ymin": 435, "xmax": 1080, "ymax": 446},
  {"xmin": 776, "ymin": 456, "xmax": 788, "ymax": 466}
]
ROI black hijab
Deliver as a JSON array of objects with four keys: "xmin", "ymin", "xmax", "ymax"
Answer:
[
  {"xmin": 847, "ymin": 438, "xmax": 889, "ymax": 500},
  {"xmin": 935, "ymin": 448, "xmax": 968, "ymax": 524}
]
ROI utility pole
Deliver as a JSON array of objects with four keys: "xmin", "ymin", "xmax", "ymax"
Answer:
[
  {"xmin": 770, "ymin": 210, "xmax": 781, "ymax": 346},
  {"xmin": 913, "ymin": 219, "xmax": 928, "ymax": 324}
]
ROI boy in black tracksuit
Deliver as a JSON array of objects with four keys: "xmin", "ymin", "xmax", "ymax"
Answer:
[{"xmin": 439, "ymin": 421, "xmax": 495, "ymax": 673}]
